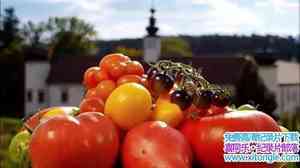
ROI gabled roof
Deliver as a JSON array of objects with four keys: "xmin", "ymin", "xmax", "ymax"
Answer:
[{"xmin": 46, "ymin": 56, "xmax": 100, "ymax": 84}]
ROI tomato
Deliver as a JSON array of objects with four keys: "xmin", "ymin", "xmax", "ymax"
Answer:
[
  {"xmin": 180, "ymin": 110, "xmax": 280, "ymax": 168},
  {"xmin": 85, "ymin": 88, "xmax": 97, "ymax": 98},
  {"xmin": 23, "ymin": 106, "xmax": 79, "ymax": 131},
  {"xmin": 29, "ymin": 112, "xmax": 119, "ymax": 168},
  {"xmin": 95, "ymin": 69, "xmax": 110, "ymax": 82},
  {"xmin": 122, "ymin": 121, "xmax": 193, "ymax": 168},
  {"xmin": 104, "ymin": 83, "xmax": 152, "ymax": 130},
  {"xmin": 140, "ymin": 76, "xmax": 150, "ymax": 89},
  {"xmin": 95, "ymin": 80, "xmax": 116, "ymax": 101},
  {"xmin": 117, "ymin": 74, "xmax": 142, "ymax": 86},
  {"xmin": 79, "ymin": 97, "xmax": 104, "ymax": 113},
  {"xmin": 125, "ymin": 61, "xmax": 144, "ymax": 76},
  {"xmin": 109, "ymin": 62, "xmax": 127, "ymax": 79},
  {"xmin": 152, "ymin": 100, "xmax": 184, "ymax": 127},
  {"xmin": 83, "ymin": 66, "xmax": 100, "ymax": 89},
  {"xmin": 99, "ymin": 53, "xmax": 130, "ymax": 71}
]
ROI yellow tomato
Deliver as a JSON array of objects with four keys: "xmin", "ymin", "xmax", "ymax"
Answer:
[
  {"xmin": 152, "ymin": 100, "xmax": 183, "ymax": 128},
  {"xmin": 104, "ymin": 83, "xmax": 152, "ymax": 130}
]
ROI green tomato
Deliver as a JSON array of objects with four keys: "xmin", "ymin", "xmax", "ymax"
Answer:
[
  {"xmin": 8, "ymin": 130, "xmax": 31, "ymax": 166},
  {"xmin": 237, "ymin": 104, "xmax": 256, "ymax": 111}
]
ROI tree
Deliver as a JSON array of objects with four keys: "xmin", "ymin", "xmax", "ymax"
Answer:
[
  {"xmin": 114, "ymin": 46, "xmax": 143, "ymax": 57},
  {"xmin": 161, "ymin": 37, "xmax": 192, "ymax": 58},
  {"xmin": 46, "ymin": 17, "xmax": 97, "ymax": 58},
  {"xmin": 234, "ymin": 56, "xmax": 278, "ymax": 119},
  {"xmin": 0, "ymin": 7, "xmax": 23, "ymax": 58},
  {"xmin": 22, "ymin": 21, "xmax": 46, "ymax": 47}
]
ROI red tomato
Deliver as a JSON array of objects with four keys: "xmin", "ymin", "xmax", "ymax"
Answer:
[
  {"xmin": 122, "ymin": 121, "xmax": 193, "ymax": 168},
  {"xmin": 85, "ymin": 88, "xmax": 97, "ymax": 98},
  {"xmin": 117, "ymin": 74, "xmax": 142, "ymax": 86},
  {"xmin": 109, "ymin": 62, "xmax": 127, "ymax": 79},
  {"xmin": 29, "ymin": 112, "xmax": 120, "ymax": 168},
  {"xmin": 83, "ymin": 66, "xmax": 100, "ymax": 89},
  {"xmin": 180, "ymin": 110, "xmax": 280, "ymax": 168},
  {"xmin": 23, "ymin": 106, "xmax": 79, "ymax": 131},
  {"xmin": 95, "ymin": 69, "xmax": 110, "ymax": 82},
  {"xmin": 99, "ymin": 53, "xmax": 130, "ymax": 71},
  {"xmin": 79, "ymin": 97, "xmax": 104, "ymax": 113},
  {"xmin": 95, "ymin": 80, "xmax": 116, "ymax": 101},
  {"xmin": 125, "ymin": 61, "xmax": 144, "ymax": 76}
]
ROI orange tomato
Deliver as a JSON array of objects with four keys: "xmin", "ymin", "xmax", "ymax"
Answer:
[
  {"xmin": 125, "ymin": 61, "xmax": 144, "ymax": 76},
  {"xmin": 79, "ymin": 97, "xmax": 104, "ymax": 113},
  {"xmin": 95, "ymin": 80, "xmax": 116, "ymax": 101},
  {"xmin": 152, "ymin": 100, "xmax": 184, "ymax": 128},
  {"xmin": 117, "ymin": 74, "xmax": 142, "ymax": 86},
  {"xmin": 104, "ymin": 83, "xmax": 152, "ymax": 130},
  {"xmin": 83, "ymin": 66, "xmax": 100, "ymax": 89},
  {"xmin": 99, "ymin": 53, "xmax": 130, "ymax": 70}
]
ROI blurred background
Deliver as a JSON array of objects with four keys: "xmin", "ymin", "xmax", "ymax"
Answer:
[{"xmin": 0, "ymin": 0, "xmax": 299, "ymax": 167}]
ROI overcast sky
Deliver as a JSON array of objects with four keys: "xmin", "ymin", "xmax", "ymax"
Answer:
[{"xmin": 5, "ymin": 0, "xmax": 300, "ymax": 40}]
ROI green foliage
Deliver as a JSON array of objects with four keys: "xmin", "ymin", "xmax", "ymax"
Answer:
[
  {"xmin": 0, "ymin": 7, "xmax": 23, "ymax": 61},
  {"xmin": 161, "ymin": 37, "xmax": 192, "ymax": 58},
  {"xmin": 46, "ymin": 17, "xmax": 97, "ymax": 58},
  {"xmin": 115, "ymin": 46, "xmax": 143, "ymax": 57},
  {"xmin": 22, "ymin": 21, "xmax": 47, "ymax": 47},
  {"xmin": 0, "ymin": 118, "xmax": 23, "ymax": 168}
]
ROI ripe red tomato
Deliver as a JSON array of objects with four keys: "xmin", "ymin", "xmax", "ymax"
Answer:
[
  {"xmin": 95, "ymin": 69, "xmax": 110, "ymax": 82},
  {"xmin": 99, "ymin": 53, "xmax": 130, "ymax": 71},
  {"xmin": 117, "ymin": 74, "xmax": 142, "ymax": 86},
  {"xmin": 122, "ymin": 121, "xmax": 193, "ymax": 168},
  {"xmin": 29, "ymin": 112, "xmax": 120, "ymax": 168},
  {"xmin": 125, "ymin": 61, "xmax": 144, "ymax": 76},
  {"xmin": 79, "ymin": 97, "xmax": 104, "ymax": 113},
  {"xmin": 180, "ymin": 110, "xmax": 280, "ymax": 168},
  {"xmin": 23, "ymin": 106, "xmax": 79, "ymax": 131},
  {"xmin": 83, "ymin": 66, "xmax": 100, "ymax": 89},
  {"xmin": 95, "ymin": 80, "xmax": 116, "ymax": 101},
  {"xmin": 109, "ymin": 62, "xmax": 127, "ymax": 79},
  {"xmin": 85, "ymin": 88, "xmax": 97, "ymax": 98}
]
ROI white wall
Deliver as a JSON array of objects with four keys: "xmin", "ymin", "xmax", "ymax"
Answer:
[
  {"xmin": 143, "ymin": 37, "xmax": 161, "ymax": 63},
  {"xmin": 25, "ymin": 61, "xmax": 50, "ymax": 116},
  {"xmin": 48, "ymin": 84, "xmax": 85, "ymax": 107}
]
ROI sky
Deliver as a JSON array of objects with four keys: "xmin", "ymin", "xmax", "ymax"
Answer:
[{"xmin": 4, "ymin": 0, "xmax": 300, "ymax": 40}]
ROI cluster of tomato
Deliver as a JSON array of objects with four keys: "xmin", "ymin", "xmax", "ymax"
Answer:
[
  {"xmin": 10, "ymin": 53, "xmax": 286, "ymax": 168},
  {"xmin": 80, "ymin": 53, "xmax": 147, "ymax": 113}
]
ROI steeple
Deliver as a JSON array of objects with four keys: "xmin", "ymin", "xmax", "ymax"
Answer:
[{"xmin": 146, "ymin": 7, "xmax": 158, "ymax": 36}]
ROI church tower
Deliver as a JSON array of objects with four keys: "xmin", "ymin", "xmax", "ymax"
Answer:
[{"xmin": 143, "ymin": 7, "xmax": 161, "ymax": 63}]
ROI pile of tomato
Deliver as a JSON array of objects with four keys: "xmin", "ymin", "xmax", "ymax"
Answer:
[{"xmin": 9, "ymin": 53, "xmax": 287, "ymax": 168}]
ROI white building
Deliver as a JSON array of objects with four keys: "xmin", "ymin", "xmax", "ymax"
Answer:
[
  {"xmin": 259, "ymin": 60, "xmax": 300, "ymax": 114},
  {"xmin": 25, "ymin": 56, "xmax": 97, "ymax": 116}
]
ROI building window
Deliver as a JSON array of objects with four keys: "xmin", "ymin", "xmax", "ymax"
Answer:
[
  {"xmin": 27, "ymin": 90, "xmax": 32, "ymax": 102},
  {"xmin": 61, "ymin": 90, "xmax": 68, "ymax": 103},
  {"xmin": 38, "ymin": 90, "xmax": 45, "ymax": 103}
]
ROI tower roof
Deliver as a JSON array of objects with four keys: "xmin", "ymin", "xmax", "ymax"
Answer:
[{"xmin": 146, "ymin": 7, "xmax": 159, "ymax": 37}]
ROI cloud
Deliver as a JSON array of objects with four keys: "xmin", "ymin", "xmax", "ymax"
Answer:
[
  {"xmin": 191, "ymin": 0, "xmax": 262, "ymax": 33},
  {"xmin": 255, "ymin": 0, "xmax": 299, "ymax": 13},
  {"xmin": 12, "ymin": 0, "xmax": 299, "ymax": 39}
]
